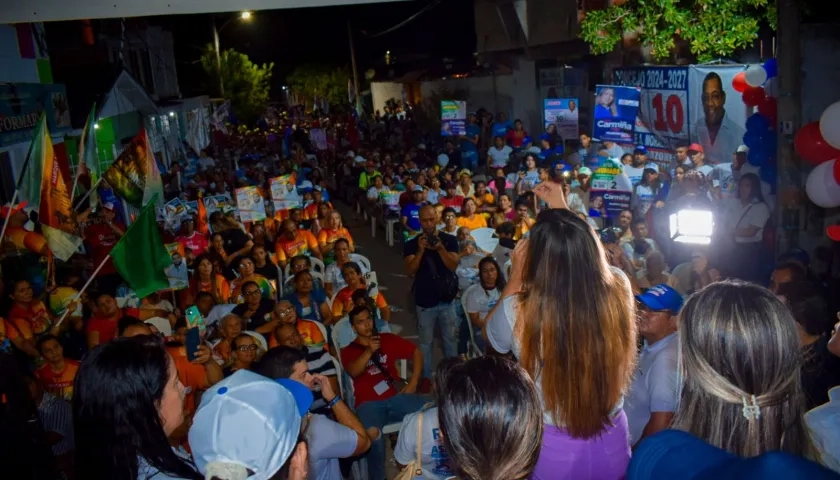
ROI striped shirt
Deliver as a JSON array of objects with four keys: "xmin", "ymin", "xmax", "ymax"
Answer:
[
  {"xmin": 37, "ymin": 392, "xmax": 74, "ymax": 456},
  {"xmin": 306, "ymin": 346, "xmax": 338, "ymax": 411}
]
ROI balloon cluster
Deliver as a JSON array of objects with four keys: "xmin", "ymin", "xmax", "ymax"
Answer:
[
  {"xmin": 734, "ymin": 59, "xmax": 778, "ymax": 185},
  {"xmin": 800, "ymin": 101, "xmax": 840, "ymax": 208}
]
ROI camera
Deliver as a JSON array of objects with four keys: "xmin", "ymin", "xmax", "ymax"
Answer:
[{"xmin": 426, "ymin": 235, "xmax": 440, "ymax": 248}]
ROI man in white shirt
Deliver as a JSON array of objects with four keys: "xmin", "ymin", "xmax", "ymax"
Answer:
[
  {"xmin": 487, "ymin": 136, "xmax": 513, "ymax": 169},
  {"xmin": 692, "ymin": 72, "xmax": 746, "ymax": 165},
  {"xmin": 625, "ymin": 284, "xmax": 682, "ymax": 446},
  {"xmin": 687, "ymin": 143, "xmax": 714, "ymax": 179}
]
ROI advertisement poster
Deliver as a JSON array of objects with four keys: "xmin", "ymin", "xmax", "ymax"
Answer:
[
  {"xmin": 688, "ymin": 65, "xmax": 749, "ymax": 165},
  {"xmin": 235, "ymin": 186, "xmax": 267, "ymax": 223},
  {"xmin": 589, "ymin": 158, "xmax": 632, "ymax": 218},
  {"xmin": 269, "ymin": 174, "xmax": 302, "ymax": 213},
  {"xmin": 592, "ymin": 85, "xmax": 640, "ymax": 144},
  {"xmin": 544, "ymin": 98, "xmax": 579, "ymax": 140},
  {"xmin": 441, "ymin": 100, "xmax": 467, "ymax": 136},
  {"xmin": 102, "ymin": 129, "xmax": 163, "ymax": 207},
  {"xmin": 164, "ymin": 243, "xmax": 188, "ymax": 290},
  {"xmin": 310, "ymin": 128, "xmax": 328, "ymax": 151}
]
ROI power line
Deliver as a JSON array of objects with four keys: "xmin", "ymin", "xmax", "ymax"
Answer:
[{"xmin": 360, "ymin": 0, "xmax": 445, "ymax": 39}]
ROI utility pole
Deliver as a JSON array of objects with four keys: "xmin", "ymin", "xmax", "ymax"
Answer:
[
  {"xmin": 347, "ymin": 20, "xmax": 362, "ymax": 115},
  {"xmin": 213, "ymin": 19, "xmax": 224, "ymax": 97},
  {"xmin": 775, "ymin": 0, "xmax": 801, "ymax": 254}
]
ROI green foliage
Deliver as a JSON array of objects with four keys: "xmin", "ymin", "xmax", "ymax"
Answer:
[
  {"xmin": 200, "ymin": 45, "xmax": 273, "ymax": 123},
  {"xmin": 579, "ymin": 0, "xmax": 777, "ymax": 62},
  {"xmin": 286, "ymin": 64, "xmax": 352, "ymax": 110}
]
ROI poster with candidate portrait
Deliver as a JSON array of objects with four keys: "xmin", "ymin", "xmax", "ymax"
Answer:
[
  {"xmin": 234, "ymin": 186, "xmax": 266, "ymax": 223},
  {"xmin": 592, "ymin": 85, "xmax": 640, "ymax": 144},
  {"xmin": 441, "ymin": 100, "xmax": 467, "ymax": 136},
  {"xmin": 688, "ymin": 66, "xmax": 750, "ymax": 165},
  {"xmin": 544, "ymin": 98, "xmax": 579, "ymax": 140},
  {"xmin": 589, "ymin": 158, "xmax": 633, "ymax": 218}
]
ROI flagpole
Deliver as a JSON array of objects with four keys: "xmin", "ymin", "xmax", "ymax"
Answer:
[
  {"xmin": 70, "ymin": 175, "xmax": 79, "ymax": 203},
  {"xmin": 0, "ymin": 190, "xmax": 20, "ymax": 248},
  {"xmin": 74, "ymin": 177, "xmax": 103, "ymax": 211},
  {"xmin": 53, "ymin": 253, "xmax": 110, "ymax": 329}
]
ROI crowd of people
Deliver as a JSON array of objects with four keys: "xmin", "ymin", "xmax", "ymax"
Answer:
[{"xmin": 0, "ymin": 102, "xmax": 839, "ymax": 480}]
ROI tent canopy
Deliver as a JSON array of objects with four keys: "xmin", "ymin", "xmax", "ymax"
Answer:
[
  {"xmin": 0, "ymin": 0, "xmax": 409, "ymax": 24},
  {"xmin": 100, "ymin": 70, "xmax": 159, "ymax": 119}
]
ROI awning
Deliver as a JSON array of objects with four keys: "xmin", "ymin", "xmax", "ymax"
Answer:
[{"xmin": 99, "ymin": 70, "xmax": 159, "ymax": 119}]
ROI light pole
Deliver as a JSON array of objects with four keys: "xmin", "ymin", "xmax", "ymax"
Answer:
[{"xmin": 212, "ymin": 11, "xmax": 252, "ymax": 98}]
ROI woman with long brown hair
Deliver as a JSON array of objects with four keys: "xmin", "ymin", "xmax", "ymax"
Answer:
[
  {"xmin": 185, "ymin": 254, "xmax": 230, "ymax": 305},
  {"xmin": 485, "ymin": 193, "xmax": 637, "ymax": 479}
]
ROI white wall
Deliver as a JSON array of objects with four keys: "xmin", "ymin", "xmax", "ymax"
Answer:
[{"xmin": 370, "ymin": 82, "xmax": 405, "ymax": 115}]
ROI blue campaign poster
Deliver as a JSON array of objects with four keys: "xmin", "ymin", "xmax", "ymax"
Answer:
[
  {"xmin": 544, "ymin": 98, "xmax": 579, "ymax": 140},
  {"xmin": 592, "ymin": 85, "xmax": 640, "ymax": 143},
  {"xmin": 441, "ymin": 100, "xmax": 467, "ymax": 136}
]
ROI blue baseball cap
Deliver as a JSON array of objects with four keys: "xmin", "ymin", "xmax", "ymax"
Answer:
[
  {"xmin": 523, "ymin": 135, "xmax": 533, "ymax": 145},
  {"xmin": 634, "ymin": 145, "xmax": 647, "ymax": 153},
  {"xmin": 636, "ymin": 284, "xmax": 683, "ymax": 312},
  {"xmin": 628, "ymin": 430, "xmax": 838, "ymax": 480},
  {"xmin": 539, "ymin": 133, "xmax": 552, "ymax": 142}
]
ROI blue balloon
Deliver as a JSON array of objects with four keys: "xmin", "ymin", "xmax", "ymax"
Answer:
[
  {"xmin": 763, "ymin": 58, "xmax": 778, "ymax": 79},
  {"xmin": 746, "ymin": 113, "xmax": 770, "ymax": 133},
  {"xmin": 760, "ymin": 164, "xmax": 777, "ymax": 185},
  {"xmin": 747, "ymin": 147, "xmax": 766, "ymax": 166}
]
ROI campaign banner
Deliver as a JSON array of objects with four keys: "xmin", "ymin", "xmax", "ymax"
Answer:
[
  {"xmin": 164, "ymin": 243, "xmax": 188, "ymax": 290},
  {"xmin": 544, "ymin": 98, "xmax": 579, "ymax": 140},
  {"xmin": 592, "ymin": 85, "xmax": 640, "ymax": 144},
  {"xmin": 441, "ymin": 100, "xmax": 467, "ymax": 136},
  {"xmin": 590, "ymin": 158, "xmax": 632, "ymax": 218},
  {"xmin": 269, "ymin": 174, "xmax": 302, "ymax": 213},
  {"xmin": 234, "ymin": 186, "xmax": 266, "ymax": 223},
  {"xmin": 309, "ymin": 128, "xmax": 328, "ymax": 151},
  {"xmin": 688, "ymin": 65, "xmax": 749, "ymax": 165}
]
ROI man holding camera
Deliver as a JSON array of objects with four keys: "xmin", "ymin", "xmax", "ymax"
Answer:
[{"xmin": 404, "ymin": 205, "xmax": 461, "ymax": 378}]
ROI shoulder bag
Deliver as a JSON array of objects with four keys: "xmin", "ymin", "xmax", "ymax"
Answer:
[{"xmin": 394, "ymin": 410, "xmax": 425, "ymax": 480}]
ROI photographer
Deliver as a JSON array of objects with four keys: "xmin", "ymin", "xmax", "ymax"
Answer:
[{"xmin": 404, "ymin": 205, "xmax": 461, "ymax": 378}]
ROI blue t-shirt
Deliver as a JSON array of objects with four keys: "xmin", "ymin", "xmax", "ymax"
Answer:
[
  {"xmin": 401, "ymin": 203, "xmax": 423, "ymax": 231},
  {"xmin": 492, "ymin": 121, "xmax": 512, "ymax": 138},
  {"xmin": 460, "ymin": 124, "xmax": 481, "ymax": 154}
]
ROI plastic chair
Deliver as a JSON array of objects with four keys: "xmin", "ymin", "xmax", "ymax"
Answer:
[
  {"xmin": 283, "ymin": 256, "xmax": 326, "ymax": 279},
  {"xmin": 459, "ymin": 284, "xmax": 484, "ymax": 359},
  {"xmin": 284, "ymin": 271, "xmax": 326, "ymax": 292},
  {"xmin": 349, "ymin": 253, "xmax": 373, "ymax": 272},
  {"xmin": 503, "ymin": 258, "xmax": 512, "ymax": 281}
]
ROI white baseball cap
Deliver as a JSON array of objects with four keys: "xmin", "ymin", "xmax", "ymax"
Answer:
[
  {"xmin": 354, "ymin": 155, "xmax": 366, "ymax": 164},
  {"xmin": 735, "ymin": 145, "xmax": 749, "ymax": 154},
  {"xmin": 189, "ymin": 370, "xmax": 313, "ymax": 480}
]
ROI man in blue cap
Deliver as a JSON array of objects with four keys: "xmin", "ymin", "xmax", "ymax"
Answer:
[{"xmin": 626, "ymin": 284, "xmax": 683, "ymax": 447}]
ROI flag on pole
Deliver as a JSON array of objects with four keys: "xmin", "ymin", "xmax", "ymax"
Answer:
[
  {"xmin": 348, "ymin": 78, "xmax": 353, "ymax": 104},
  {"xmin": 102, "ymin": 128, "xmax": 164, "ymax": 208},
  {"xmin": 77, "ymin": 103, "xmax": 99, "ymax": 208},
  {"xmin": 110, "ymin": 194, "xmax": 172, "ymax": 298},
  {"xmin": 196, "ymin": 197, "xmax": 210, "ymax": 236},
  {"xmin": 18, "ymin": 113, "xmax": 46, "ymax": 213}
]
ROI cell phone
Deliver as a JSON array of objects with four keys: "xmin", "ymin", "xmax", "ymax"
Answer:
[
  {"xmin": 185, "ymin": 327, "xmax": 201, "ymax": 362},
  {"xmin": 185, "ymin": 305, "xmax": 206, "ymax": 336}
]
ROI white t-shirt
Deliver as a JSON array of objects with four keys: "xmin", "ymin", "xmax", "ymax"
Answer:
[
  {"xmin": 625, "ymin": 333, "xmax": 679, "ymax": 445},
  {"xmin": 464, "ymin": 286, "xmax": 501, "ymax": 322},
  {"xmin": 324, "ymin": 262, "xmax": 369, "ymax": 293},
  {"xmin": 710, "ymin": 163, "xmax": 737, "ymax": 201},
  {"xmin": 394, "ymin": 407, "xmax": 455, "ymax": 480},
  {"xmin": 623, "ymin": 165, "xmax": 645, "ymax": 188},
  {"xmin": 632, "ymin": 184, "xmax": 657, "ymax": 217},
  {"xmin": 367, "ymin": 185, "xmax": 387, "ymax": 200},
  {"xmin": 724, "ymin": 199, "xmax": 771, "ymax": 243},
  {"xmin": 488, "ymin": 145, "xmax": 513, "ymax": 168}
]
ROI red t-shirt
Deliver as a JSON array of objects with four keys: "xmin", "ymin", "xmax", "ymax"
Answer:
[
  {"xmin": 86, "ymin": 307, "xmax": 140, "ymax": 345},
  {"xmin": 340, "ymin": 333, "xmax": 416, "ymax": 407},
  {"xmin": 85, "ymin": 222, "xmax": 125, "ymax": 275},
  {"xmin": 176, "ymin": 232, "xmax": 209, "ymax": 257},
  {"xmin": 439, "ymin": 195, "xmax": 465, "ymax": 210},
  {"xmin": 35, "ymin": 360, "xmax": 80, "ymax": 401},
  {"xmin": 506, "ymin": 129, "xmax": 527, "ymax": 148}
]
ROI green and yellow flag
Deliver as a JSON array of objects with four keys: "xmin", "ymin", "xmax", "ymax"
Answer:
[
  {"xmin": 110, "ymin": 194, "xmax": 171, "ymax": 298},
  {"xmin": 102, "ymin": 128, "xmax": 164, "ymax": 207}
]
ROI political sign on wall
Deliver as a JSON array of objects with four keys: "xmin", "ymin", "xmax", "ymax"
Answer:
[
  {"xmin": 441, "ymin": 100, "xmax": 467, "ymax": 136},
  {"xmin": 589, "ymin": 158, "xmax": 633, "ymax": 218},
  {"xmin": 544, "ymin": 98, "xmax": 579, "ymax": 140},
  {"xmin": 688, "ymin": 66, "xmax": 749, "ymax": 165},
  {"xmin": 592, "ymin": 85, "xmax": 640, "ymax": 144}
]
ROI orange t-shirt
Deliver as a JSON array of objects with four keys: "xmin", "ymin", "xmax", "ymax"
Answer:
[
  {"xmin": 457, "ymin": 214, "xmax": 488, "ymax": 230},
  {"xmin": 166, "ymin": 345, "xmax": 210, "ymax": 415},
  {"xmin": 332, "ymin": 287, "xmax": 388, "ymax": 318},
  {"xmin": 9, "ymin": 301, "xmax": 51, "ymax": 340},
  {"xmin": 275, "ymin": 230, "xmax": 320, "ymax": 264},
  {"xmin": 35, "ymin": 360, "xmax": 80, "ymax": 401},
  {"xmin": 267, "ymin": 319, "xmax": 327, "ymax": 351},
  {"xmin": 1, "ymin": 317, "xmax": 22, "ymax": 343},
  {"xmin": 318, "ymin": 227, "xmax": 354, "ymax": 251},
  {"xmin": 86, "ymin": 308, "xmax": 140, "ymax": 346}
]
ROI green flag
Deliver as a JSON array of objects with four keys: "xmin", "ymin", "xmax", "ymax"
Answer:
[
  {"xmin": 17, "ymin": 114, "xmax": 47, "ymax": 212},
  {"xmin": 77, "ymin": 104, "xmax": 99, "ymax": 208},
  {"xmin": 110, "ymin": 194, "xmax": 171, "ymax": 298}
]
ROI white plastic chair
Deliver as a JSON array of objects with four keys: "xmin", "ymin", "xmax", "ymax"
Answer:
[
  {"xmin": 459, "ymin": 284, "xmax": 484, "ymax": 359},
  {"xmin": 243, "ymin": 330, "xmax": 269, "ymax": 353},
  {"xmin": 470, "ymin": 227, "xmax": 498, "ymax": 253},
  {"xmin": 284, "ymin": 271, "xmax": 326, "ymax": 292},
  {"xmin": 503, "ymin": 258, "xmax": 512, "ymax": 281},
  {"xmin": 283, "ymin": 256, "xmax": 326, "ymax": 279},
  {"xmin": 327, "ymin": 291, "xmax": 340, "ymax": 311},
  {"xmin": 349, "ymin": 253, "xmax": 372, "ymax": 272}
]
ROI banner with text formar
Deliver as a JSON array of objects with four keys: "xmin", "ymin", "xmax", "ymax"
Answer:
[{"xmin": 592, "ymin": 85, "xmax": 640, "ymax": 144}]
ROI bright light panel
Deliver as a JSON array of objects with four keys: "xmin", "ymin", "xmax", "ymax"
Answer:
[{"xmin": 670, "ymin": 209, "xmax": 714, "ymax": 245}]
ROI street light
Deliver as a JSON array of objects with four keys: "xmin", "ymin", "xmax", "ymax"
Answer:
[{"xmin": 213, "ymin": 11, "xmax": 253, "ymax": 97}]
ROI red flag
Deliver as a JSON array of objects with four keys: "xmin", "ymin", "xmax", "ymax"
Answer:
[{"xmin": 196, "ymin": 197, "xmax": 210, "ymax": 236}]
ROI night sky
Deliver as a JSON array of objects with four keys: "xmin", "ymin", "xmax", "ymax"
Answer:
[{"xmin": 151, "ymin": 0, "xmax": 476, "ymax": 97}]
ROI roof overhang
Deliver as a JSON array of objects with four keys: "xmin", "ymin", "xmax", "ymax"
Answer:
[{"xmin": 0, "ymin": 0, "xmax": 410, "ymax": 24}]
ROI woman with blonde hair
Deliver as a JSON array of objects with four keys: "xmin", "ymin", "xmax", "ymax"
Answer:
[
  {"xmin": 485, "ymin": 193, "xmax": 637, "ymax": 479},
  {"xmin": 673, "ymin": 280, "xmax": 815, "ymax": 458}
]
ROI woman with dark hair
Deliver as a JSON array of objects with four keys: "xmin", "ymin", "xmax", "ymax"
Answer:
[
  {"xmin": 722, "ymin": 172, "xmax": 770, "ymax": 282},
  {"xmin": 185, "ymin": 254, "xmax": 230, "ymax": 305},
  {"xmin": 457, "ymin": 197, "xmax": 487, "ymax": 230},
  {"xmin": 631, "ymin": 167, "xmax": 661, "ymax": 219},
  {"xmin": 73, "ymin": 336, "xmax": 202, "ymax": 480},
  {"xmin": 485, "ymin": 195, "xmax": 637, "ymax": 479},
  {"xmin": 462, "ymin": 257, "xmax": 506, "ymax": 353},
  {"xmin": 437, "ymin": 356, "xmax": 543, "ymax": 480}
]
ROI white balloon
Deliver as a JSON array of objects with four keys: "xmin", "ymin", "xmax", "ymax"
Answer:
[
  {"xmin": 744, "ymin": 65, "xmax": 768, "ymax": 87},
  {"xmin": 819, "ymin": 100, "xmax": 840, "ymax": 150},
  {"xmin": 806, "ymin": 159, "xmax": 840, "ymax": 208}
]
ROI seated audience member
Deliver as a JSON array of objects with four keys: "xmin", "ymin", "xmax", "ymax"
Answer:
[
  {"xmin": 222, "ymin": 333, "xmax": 259, "ymax": 377},
  {"xmin": 73, "ymin": 336, "xmax": 203, "ymax": 479},
  {"xmin": 231, "ymin": 281, "xmax": 276, "ymax": 338},
  {"xmin": 324, "ymin": 238, "xmax": 365, "ymax": 297},
  {"xmin": 456, "ymin": 239, "xmax": 484, "ymax": 290},
  {"xmin": 512, "ymin": 198, "xmax": 535, "ymax": 240},
  {"xmin": 394, "ymin": 358, "xmax": 457, "ymax": 479},
  {"xmin": 627, "ymin": 430, "xmax": 839, "ymax": 479},
  {"xmin": 769, "ymin": 261, "xmax": 807, "ymax": 294},
  {"xmin": 437, "ymin": 356, "xmax": 543, "ymax": 480},
  {"xmin": 251, "ymin": 244, "xmax": 280, "ymax": 285},
  {"xmin": 255, "ymin": 347, "xmax": 377, "ymax": 479},
  {"xmin": 636, "ymin": 251, "xmax": 674, "ymax": 291},
  {"xmin": 402, "ymin": 185, "xmax": 427, "ymax": 239},
  {"xmin": 622, "ymin": 218, "xmax": 659, "ymax": 273},
  {"xmin": 439, "ymin": 207, "xmax": 459, "ymax": 237},
  {"xmin": 673, "ymin": 281, "xmax": 814, "ymax": 458},
  {"xmin": 273, "ymin": 323, "xmax": 338, "ymax": 411},
  {"xmin": 275, "ymin": 219, "xmax": 323, "ymax": 269},
  {"xmin": 463, "ymin": 257, "xmax": 505, "ymax": 351},
  {"xmin": 438, "ymin": 182, "xmax": 464, "ymax": 212},
  {"xmin": 211, "ymin": 314, "xmax": 244, "ymax": 366},
  {"xmin": 285, "ymin": 270, "xmax": 333, "ymax": 325},
  {"xmin": 229, "ymin": 257, "xmax": 275, "ymax": 303},
  {"xmin": 269, "ymin": 299, "xmax": 328, "ymax": 351},
  {"xmin": 86, "ymin": 292, "xmax": 142, "ymax": 349},
  {"xmin": 626, "ymin": 285, "xmax": 682, "ymax": 446},
  {"xmin": 24, "ymin": 372, "xmax": 75, "ymax": 479},
  {"xmin": 492, "ymin": 221, "xmax": 516, "ymax": 267},
  {"xmin": 340, "ymin": 306, "xmax": 429, "ymax": 480},
  {"xmin": 457, "ymin": 198, "xmax": 487, "ymax": 230},
  {"xmin": 189, "ymin": 370, "xmax": 310, "ymax": 480},
  {"xmin": 805, "ymin": 313, "xmax": 840, "ymax": 473},
  {"xmin": 287, "ymin": 255, "xmax": 326, "ymax": 293},
  {"xmin": 34, "ymin": 334, "xmax": 80, "ymax": 402},
  {"xmin": 332, "ymin": 262, "xmax": 389, "ymax": 322}
]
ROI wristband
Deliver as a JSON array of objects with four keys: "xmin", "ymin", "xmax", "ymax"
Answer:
[{"xmin": 326, "ymin": 396, "xmax": 341, "ymax": 409}]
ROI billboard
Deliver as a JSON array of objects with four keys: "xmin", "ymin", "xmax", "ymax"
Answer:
[{"xmin": 592, "ymin": 85, "xmax": 640, "ymax": 144}]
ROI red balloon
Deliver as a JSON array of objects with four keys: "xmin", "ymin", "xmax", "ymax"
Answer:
[
  {"xmin": 758, "ymin": 96, "xmax": 778, "ymax": 124},
  {"xmin": 742, "ymin": 86, "xmax": 766, "ymax": 107},
  {"xmin": 732, "ymin": 72, "xmax": 748, "ymax": 93},
  {"xmin": 794, "ymin": 122, "xmax": 840, "ymax": 165},
  {"xmin": 834, "ymin": 158, "xmax": 840, "ymax": 185}
]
